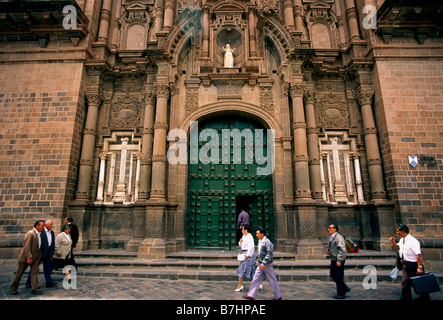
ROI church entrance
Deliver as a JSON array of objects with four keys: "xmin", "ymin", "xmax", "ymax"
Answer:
[{"xmin": 186, "ymin": 115, "xmax": 274, "ymax": 249}]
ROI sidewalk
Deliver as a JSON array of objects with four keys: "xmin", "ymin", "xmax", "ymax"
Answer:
[{"xmin": 1, "ymin": 265, "xmax": 441, "ymax": 301}]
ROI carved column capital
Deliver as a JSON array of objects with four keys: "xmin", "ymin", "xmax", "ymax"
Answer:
[
  {"xmin": 85, "ymin": 91, "xmax": 104, "ymax": 106},
  {"xmin": 289, "ymin": 83, "xmax": 304, "ymax": 98},
  {"xmin": 154, "ymin": 82, "xmax": 171, "ymax": 99},
  {"xmin": 354, "ymin": 87, "xmax": 374, "ymax": 106}
]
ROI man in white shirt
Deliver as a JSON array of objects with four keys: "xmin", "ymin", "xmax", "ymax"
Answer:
[
  {"xmin": 390, "ymin": 223, "xmax": 429, "ymax": 300},
  {"xmin": 27, "ymin": 219, "xmax": 57, "ymax": 288}
]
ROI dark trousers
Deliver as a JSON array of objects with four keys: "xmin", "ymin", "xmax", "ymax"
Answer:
[
  {"xmin": 330, "ymin": 260, "xmax": 347, "ymax": 296},
  {"xmin": 401, "ymin": 261, "xmax": 430, "ymax": 300},
  {"xmin": 27, "ymin": 254, "xmax": 53, "ymax": 285}
]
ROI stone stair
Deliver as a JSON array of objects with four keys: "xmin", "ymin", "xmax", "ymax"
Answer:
[{"xmin": 57, "ymin": 249, "xmax": 429, "ymax": 283}]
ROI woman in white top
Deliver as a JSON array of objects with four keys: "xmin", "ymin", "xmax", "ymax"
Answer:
[
  {"xmin": 235, "ymin": 224, "xmax": 256, "ymax": 292},
  {"xmin": 52, "ymin": 224, "xmax": 77, "ymax": 277}
]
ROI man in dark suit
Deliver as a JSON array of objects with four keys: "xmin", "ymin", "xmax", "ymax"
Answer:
[
  {"xmin": 27, "ymin": 219, "xmax": 57, "ymax": 288},
  {"xmin": 64, "ymin": 217, "xmax": 79, "ymax": 259},
  {"xmin": 10, "ymin": 220, "xmax": 45, "ymax": 295}
]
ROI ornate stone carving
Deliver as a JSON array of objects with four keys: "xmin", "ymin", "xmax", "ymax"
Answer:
[
  {"xmin": 185, "ymin": 86, "xmax": 199, "ymax": 115},
  {"xmin": 354, "ymin": 87, "xmax": 374, "ymax": 106},
  {"xmin": 110, "ymin": 93, "xmax": 141, "ymax": 129},
  {"xmin": 259, "ymin": 85, "xmax": 275, "ymax": 116},
  {"xmin": 317, "ymin": 92, "xmax": 350, "ymax": 128}
]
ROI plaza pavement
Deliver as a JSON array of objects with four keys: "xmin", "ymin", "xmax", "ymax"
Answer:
[{"xmin": 1, "ymin": 265, "xmax": 441, "ymax": 301}]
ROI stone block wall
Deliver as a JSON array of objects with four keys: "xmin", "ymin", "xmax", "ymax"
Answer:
[
  {"xmin": 373, "ymin": 58, "xmax": 443, "ymax": 237},
  {"xmin": 0, "ymin": 62, "xmax": 86, "ymax": 238}
]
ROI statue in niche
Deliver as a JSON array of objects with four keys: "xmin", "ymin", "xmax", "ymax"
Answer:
[{"xmin": 223, "ymin": 44, "xmax": 235, "ymax": 68}]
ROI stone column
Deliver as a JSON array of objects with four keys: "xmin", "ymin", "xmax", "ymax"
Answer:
[
  {"xmin": 110, "ymin": 0, "xmax": 122, "ymax": 49},
  {"xmin": 290, "ymin": 83, "xmax": 312, "ymax": 201},
  {"xmin": 138, "ymin": 89, "xmax": 156, "ymax": 201},
  {"xmin": 248, "ymin": 7, "xmax": 258, "ymax": 58},
  {"xmin": 150, "ymin": 82, "xmax": 170, "ymax": 201},
  {"xmin": 202, "ymin": 6, "xmax": 210, "ymax": 58},
  {"xmin": 304, "ymin": 87, "xmax": 322, "ymax": 200},
  {"xmin": 283, "ymin": 0, "xmax": 295, "ymax": 31},
  {"xmin": 344, "ymin": 0, "xmax": 361, "ymax": 40},
  {"xmin": 355, "ymin": 86, "xmax": 386, "ymax": 201},
  {"xmin": 334, "ymin": 0, "xmax": 346, "ymax": 47},
  {"xmin": 75, "ymin": 90, "xmax": 103, "ymax": 202},
  {"xmin": 150, "ymin": 0, "xmax": 165, "ymax": 41},
  {"xmin": 163, "ymin": 0, "xmax": 175, "ymax": 32},
  {"xmin": 97, "ymin": 0, "xmax": 113, "ymax": 42},
  {"xmin": 293, "ymin": 0, "xmax": 304, "ymax": 34}
]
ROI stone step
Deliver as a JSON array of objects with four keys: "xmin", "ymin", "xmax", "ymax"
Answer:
[
  {"xmin": 75, "ymin": 249, "xmax": 396, "ymax": 261},
  {"xmin": 52, "ymin": 267, "xmax": 443, "ymax": 284},
  {"xmin": 73, "ymin": 258, "xmax": 396, "ymax": 271},
  {"xmin": 73, "ymin": 249, "xmax": 397, "ymax": 272}
]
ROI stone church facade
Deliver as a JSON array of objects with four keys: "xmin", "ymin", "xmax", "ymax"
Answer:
[{"xmin": 0, "ymin": 1, "xmax": 442, "ymax": 265}]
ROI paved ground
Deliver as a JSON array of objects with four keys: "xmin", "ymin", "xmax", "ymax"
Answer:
[{"xmin": 1, "ymin": 265, "xmax": 441, "ymax": 301}]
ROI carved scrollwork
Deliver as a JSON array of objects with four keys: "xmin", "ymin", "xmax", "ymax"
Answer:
[
  {"xmin": 110, "ymin": 93, "xmax": 141, "ymax": 129},
  {"xmin": 317, "ymin": 92, "xmax": 350, "ymax": 128}
]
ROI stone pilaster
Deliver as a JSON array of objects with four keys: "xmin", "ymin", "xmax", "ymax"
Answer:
[
  {"xmin": 150, "ymin": 81, "xmax": 170, "ymax": 201},
  {"xmin": 290, "ymin": 83, "xmax": 312, "ymax": 201},
  {"xmin": 354, "ymin": 86, "xmax": 387, "ymax": 201},
  {"xmin": 75, "ymin": 90, "xmax": 103, "ymax": 202},
  {"xmin": 304, "ymin": 86, "xmax": 322, "ymax": 200},
  {"xmin": 138, "ymin": 88, "xmax": 156, "ymax": 201}
]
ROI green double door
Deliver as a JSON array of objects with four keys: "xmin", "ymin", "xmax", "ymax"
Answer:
[{"xmin": 187, "ymin": 116, "xmax": 274, "ymax": 249}]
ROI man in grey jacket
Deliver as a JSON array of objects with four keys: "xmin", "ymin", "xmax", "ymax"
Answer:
[
  {"xmin": 244, "ymin": 227, "xmax": 282, "ymax": 300},
  {"xmin": 326, "ymin": 224, "xmax": 349, "ymax": 299}
]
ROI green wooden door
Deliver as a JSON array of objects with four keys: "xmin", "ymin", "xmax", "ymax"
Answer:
[{"xmin": 187, "ymin": 116, "xmax": 274, "ymax": 249}]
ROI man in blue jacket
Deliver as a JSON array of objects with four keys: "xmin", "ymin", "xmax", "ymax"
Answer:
[{"xmin": 244, "ymin": 227, "xmax": 282, "ymax": 300}]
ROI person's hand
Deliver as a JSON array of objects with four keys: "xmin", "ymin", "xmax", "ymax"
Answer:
[
  {"xmin": 57, "ymin": 253, "xmax": 61, "ymax": 257},
  {"xmin": 260, "ymin": 264, "xmax": 266, "ymax": 271},
  {"xmin": 417, "ymin": 267, "xmax": 424, "ymax": 275},
  {"xmin": 26, "ymin": 258, "xmax": 32, "ymax": 265},
  {"xmin": 389, "ymin": 237, "xmax": 396, "ymax": 244},
  {"xmin": 244, "ymin": 255, "xmax": 248, "ymax": 260},
  {"xmin": 325, "ymin": 249, "xmax": 330, "ymax": 255},
  {"xmin": 336, "ymin": 262, "xmax": 341, "ymax": 267}
]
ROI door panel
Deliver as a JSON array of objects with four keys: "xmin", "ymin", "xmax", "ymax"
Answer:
[{"xmin": 187, "ymin": 116, "xmax": 274, "ymax": 249}]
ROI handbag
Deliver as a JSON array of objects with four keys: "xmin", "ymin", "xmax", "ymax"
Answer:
[{"xmin": 237, "ymin": 254, "xmax": 247, "ymax": 262}]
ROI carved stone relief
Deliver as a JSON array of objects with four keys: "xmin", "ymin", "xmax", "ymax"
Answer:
[
  {"xmin": 110, "ymin": 93, "xmax": 141, "ymax": 129},
  {"xmin": 315, "ymin": 81, "xmax": 349, "ymax": 129}
]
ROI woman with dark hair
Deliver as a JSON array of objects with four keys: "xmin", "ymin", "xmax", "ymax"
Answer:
[
  {"xmin": 234, "ymin": 224, "xmax": 256, "ymax": 292},
  {"xmin": 52, "ymin": 224, "xmax": 77, "ymax": 275}
]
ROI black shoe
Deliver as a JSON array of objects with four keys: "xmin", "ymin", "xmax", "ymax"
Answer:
[
  {"xmin": 46, "ymin": 282, "xmax": 58, "ymax": 288},
  {"xmin": 25, "ymin": 283, "xmax": 31, "ymax": 289},
  {"xmin": 345, "ymin": 286, "xmax": 351, "ymax": 293},
  {"xmin": 10, "ymin": 290, "xmax": 20, "ymax": 295},
  {"xmin": 333, "ymin": 295, "xmax": 345, "ymax": 299},
  {"xmin": 31, "ymin": 288, "xmax": 44, "ymax": 294}
]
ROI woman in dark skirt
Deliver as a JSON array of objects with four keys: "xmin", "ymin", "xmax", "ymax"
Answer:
[
  {"xmin": 235, "ymin": 224, "xmax": 256, "ymax": 292},
  {"xmin": 52, "ymin": 224, "xmax": 77, "ymax": 274}
]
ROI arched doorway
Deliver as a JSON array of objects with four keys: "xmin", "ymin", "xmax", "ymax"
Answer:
[{"xmin": 186, "ymin": 115, "xmax": 274, "ymax": 249}]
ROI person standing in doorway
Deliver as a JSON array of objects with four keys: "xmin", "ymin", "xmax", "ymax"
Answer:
[
  {"xmin": 236, "ymin": 209, "xmax": 250, "ymax": 243},
  {"xmin": 390, "ymin": 223, "xmax": 429, "ymax": 300},
  {"xmin": 326, "ymin": 224, "xmax": 349, "ymax": 299},
  {"xmin": 10, "ymin": 220, "xmax": 45, "ymax": 295},
  {"xmin": 244, "ymin": 227, "xmax": 282, "ymax": 300}
]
